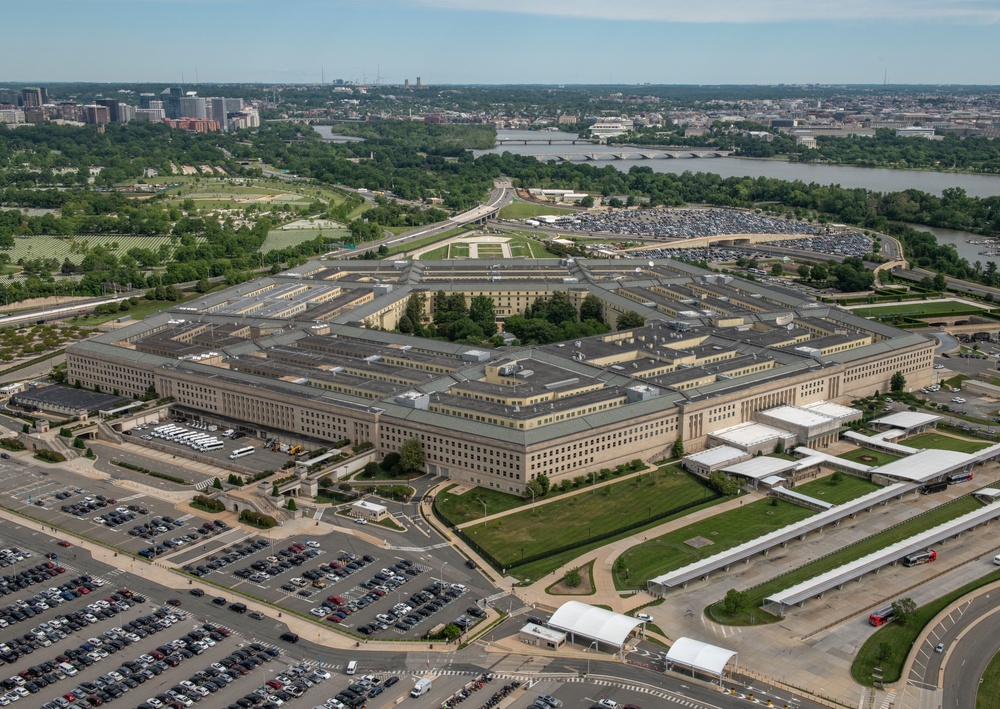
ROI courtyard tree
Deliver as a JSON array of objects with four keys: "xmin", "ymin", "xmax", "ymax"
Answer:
[
  {"xmin": 671, "ymin": 438, "xmax": 684, "ymax": 459},
  {"xmin": 399, "ymin": 437, "xmax": 425, "ymax": 473},
  {"xmin": 890, "ymin": 371, "xmax": 906, "ymax": 393},
  {"xmin": 616, "ymin": 311, "xmax": 646, "ymax": 330},
  {"xmin": 563, "ymin": 567, "xmax": 582, "ymax": 588},
  {"xmin": 721, "ymin": 588, "xmax": 748, "ymax": 615}
]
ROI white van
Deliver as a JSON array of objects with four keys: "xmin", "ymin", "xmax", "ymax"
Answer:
[
  {"xmin": 59, "ymin": 662, "xmax": 78, "ymax": 677},
  {"xmin": 994, "ymin": 554, "xmax": 1000, "ymax": 566},
  {"xmin": 346, "ymin": 660, "xmax": 357, "ymax": 675}
]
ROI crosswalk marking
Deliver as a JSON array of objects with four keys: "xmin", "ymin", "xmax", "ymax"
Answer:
[{"xmin": 384, "ymin": 542, "xmax": 450, "ymax": 552}]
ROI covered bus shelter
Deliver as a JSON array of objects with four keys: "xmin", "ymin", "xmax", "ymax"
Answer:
[
  {"xmin": 547, "ymin": 601, "xmax": 643, "ymax": 656},
  {"xmin": 665, "ymin": 637, "xmax": 738, "ymax": 683}
]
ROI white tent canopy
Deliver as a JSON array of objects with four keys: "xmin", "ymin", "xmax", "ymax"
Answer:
[
  {"xmin": 666, "ymin": 637, "xmax": 738, "ymax": 679},
  {"xmin": 547, "ymin": 601, "xmax": 641, "ymax": 651}
]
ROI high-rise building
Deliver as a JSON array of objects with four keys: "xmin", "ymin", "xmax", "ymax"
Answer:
[
  {"xmin": 208, "ymin": 97, "xmax": 244, "ymax": 130},
  {"xmin": 118, "ymin": 103, "xmax": 136, "ymax": 124},
  {"xmin": 135, "ymin": 108, "xmax": 165, "ymax": 123},
  {"xmin": 139, "ymin": 93, "xmax": 156, "ymax": 109},
  {"xmin": 0, "ymin": 108, "xmax": 24, "ymax": 125},
  {"xmin": 95, "ymin": 99, "xmax": 120, "ymax": 123},
  {"xmin": 160, "ymin": 87, "xmax": 183, "ymax": 119},
  {"xmin": 82, "ymin": 105, "xmax": 110, "ymax": 125},
  {"xmin": 21, "ymin": 88, "xmax": 44, "ymax": 108},
  {"xmin": 179, "ymin": 95, "xmax": 207, "ymax": 120}
]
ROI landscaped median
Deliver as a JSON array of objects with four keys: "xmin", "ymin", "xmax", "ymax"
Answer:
[
  {"xmin": 614, "ymin": 473, "xmax": 879, "ymax": 591},
  {"xmin": 707, "ymin": 494, "xmax": 985, "ymax": 626}
]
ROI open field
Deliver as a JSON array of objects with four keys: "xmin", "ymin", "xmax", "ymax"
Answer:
[
  {"xmin": 507, "ymin": 236, "xmax": 558, "ymax": 258},
  {"xmin": 615, "ymin": 499, "xmax": 815, "ymax": 590},
  {"xmin": 854, "ymin": 566, "xmax": 1000, "ymax": 687},
  {"xmin": 837, "ymin": 448, "xmax": 903, "ymax": 467},
  {"xmin": 261, "ymin": 228, "xmax": 351, "ymax": 252},
  {"xmin": 385, "ymin": 226, "xmax": 475, "ymax": 257},
  {"xmin": 903, "ymin": 432, "xmax": 991, "ymax": 453},
  {"xmin": 710, "ymin": 494, "xmax": 984, "ymax": 625},
  {"xmin": 498, "ymin": 202, "xmax": 576, "ymax": 220},
  {"xmin": 8, "ymin": 234, "xmax": 194, "ymax": 265},
  {"xmin": 463, "ymin": 467, "xmax": 714, "ymax": 569},
  {"xmin": 852, "ymin": 301, "xmax": 987, "ymax": 317},
  {"xmin": 793, "ymin": 474, "xmax": 882, "ymax": 505}
]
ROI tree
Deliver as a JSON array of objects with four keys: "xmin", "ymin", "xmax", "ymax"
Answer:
[
  {"xmin": 891, "ymin": 597, "xmax": 917, "ymax": 626},
  {"xmin": 797, "ymin": 264, "xmax": 811, "ymax": 280},
  {"xmin": 524, "ymin": 478, "xmax": 544, "ymax": 499},
  {"xmin": 535, "ymin": 473, "xmax": 551, "ymax": 496},
  {"xmin": 362, "ymin": 461, "xmax": 379, "ymax": 479},
  {"xmin": 721, "ymin": 588, "xmax": 748, "ymax": 615},
  {"xmin": 286, "ymin": 498, "xmax": 298, "ymax": 511},
  {"xmin": 890, "ymin": 371, "xmax": 906, "ymax": 393},
  {"xmin": 579, "ymin": 195, "xmax": 595, "ymax": 208},
  {"xmin": 831, "ymin": 471, "xmax": 844, "ymax": 484},
  {"xmin": 580, "ymin": 294, "xmax": 604, "ymax": 324},
  {"xmin": 811, "ymin": 263, "xmax": 828, "ymax": 282},
  {"xmin": 563, "ymin": 567, "xmax": 582, "ymax": 588},
  {"xmin": 399, "ymin": 438, "xmax": 425, "ymax": 473},
  {"xmin": 875, "ymin": 642, "xmax": 893, "ymax": 666},
  {"xmin": 212, "ymin": 477, "xmax": 223, "ymax": 490},
  {"xmin": 616, "ymin": 311, "xmax": 645, "ymax": 330},
  {"xmin": 671, "ymin": 438, "xmax": 684, "ymax": 459},
  {"xmin": 441, "ymin": 623, "xmax": 462, "ymax": 642},
  {"xmin": 770, "ymin": 263, "xmax": 784, "ymax": 276},
  {"xmin": 468, "ymin": 295, "xmax": 497, "ymax": 337},
  {"xmin": 271, "ymin": 483, "xmax": 279, "ymax": 497},
  {"xmin": 708, "ymin": 471, "xmax": 742, "ymax": 496},
  {"xmin": 318, "ymin": 477, "xmax": 334, "ymax": 489}
]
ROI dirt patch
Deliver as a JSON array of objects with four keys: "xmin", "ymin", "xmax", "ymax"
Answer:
[
  {"xmin": 858, "ymin": 455, "xmax": 878, "ymax": 463},
  {"xmin": 685, "ymin": 536, "xmax": 715, "ymax": 549}
]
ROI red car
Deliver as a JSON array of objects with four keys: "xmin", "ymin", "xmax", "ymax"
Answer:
[
  {"xmin": 266, "ymin": 680, "xmax": 282, "ymax": 689},
  {"xmin": 57, "ymin": 541, "xmax": 71, "ymax": 548},
  {"xmin": 326, "ymin": 615, "xmax": 342, "ymax": 623}
]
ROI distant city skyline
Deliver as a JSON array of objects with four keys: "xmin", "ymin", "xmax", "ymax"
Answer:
[{"xmin": 4, "ymin": 0, "xmax": 1000, "ymax": 85}]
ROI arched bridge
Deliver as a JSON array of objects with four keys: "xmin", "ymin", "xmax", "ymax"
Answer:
[{"xmin": 556, "ymin": 150, "xmax": 734, "ymax": 161}]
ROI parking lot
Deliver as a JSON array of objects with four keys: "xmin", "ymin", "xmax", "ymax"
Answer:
[
  {"xmin": 173, "ymin": 533, "xmax": 488, "ymax": 641},
  {"xmin": 125, "ymin": 421, "xmax": 297, "ymax": 475}
]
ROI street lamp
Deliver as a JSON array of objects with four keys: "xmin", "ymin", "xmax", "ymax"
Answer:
[
  {"xmin": 439, "ymin": 561, "xmax": 448, "ymax": 587},
  {"xmin": 476, "ymin": 496, "xmax": 486, "ymax": 524},
  {"xmin": 586, "ymin": 640, "xmax": 598, "ymax": 677}
]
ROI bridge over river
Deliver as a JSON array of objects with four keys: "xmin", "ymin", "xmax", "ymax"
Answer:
[{"xmin": 557, "ymin": 150, "xmax": 734, "ymax": 161}]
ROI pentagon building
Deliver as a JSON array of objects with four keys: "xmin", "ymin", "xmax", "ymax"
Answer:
[{"xmin": 67, "ymin": 258, "xmax": 934, "ymax": 495}]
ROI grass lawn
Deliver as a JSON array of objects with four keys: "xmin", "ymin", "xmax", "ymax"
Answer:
[
  {"xmin": 68, "ymin": 288, "xmax": 224, "ymax": 327},
  {"xmin": 464, "ymin": 468, "xmax": 715, "ymax": 570},
  {"xmin": 9, "ymin": 234, "xmax": 195, "ymax": 265},
  {"xmin": 261, "ymin": 228, "xmax": 351, "ymax": 253},
  {"xmin": 435, "ymin": 485, "xmax": 530, "ymax": 526},
  {"xmin": 505, "ymin": 236, "xmax": 558, "ymax": 258},
  {"xmin": 852, "ymin": 301, "xmax": 985, "ymax": 317},
  {"xmin": 854, "ymin": 567, "xmax": 1000, "ymax": 686},
  {"xmin": 711, "ymin": 495, "xmax": 984, "ymax": 626},
  {"xmin": 837, "ymin": 449, "xmax": 902, "ymax": 467},
  {"xmin": 793, "ymin": 474, "xmax": 881, "ymax": 505},
  {"xmin": 384, "ymin": 226, "xmax": 474, "ymax": 257},
  {"xmin": 615, "ymin": 499, "xmax": 815, "ymax": 590},
  {"xmin": 498, "ymin": 202, "xmax": 576, "ymax": 220},
  {"xmin": 417, "ymin": 244, "xmax": 450, "ymax": 260},
  {"xmin": 978, "ymin": 649, "xmax": 1000, "ymax": 709},
  {"xmin": 903, "ymin": 432, "xmax": 990, "ymax": 453}
]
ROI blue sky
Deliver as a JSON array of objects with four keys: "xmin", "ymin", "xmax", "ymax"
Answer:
[{"xmin": 4, "ymin": 0, "xmax": 1000, "ymax": 84}]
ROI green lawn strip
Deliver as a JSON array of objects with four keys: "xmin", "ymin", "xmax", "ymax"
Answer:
[
  {"xmin": 793, "ymin": 475, "xmax": 882, "ymax": 505},
  {"xmin": 262, "ymin": 227, "xmax": 350, "ymax": 252},
  {"xmin": 853, "ymin": 567, "xmax": 1000, "ymax": 686},
  {"xmin": 837, "ymin": 448, "xmax": 902, "ymax": 466},
  {"xmin": 464, "ymin": 468, "xmax": 714, "ymax": 568},
  {"xmin": 418, "ymin": 245, "xmax": 451, "ymax": 261},
  {"xmin": 383, "ymin": 226, "xmax": 475, "ymax": 257},
  {"xmin": 436, "ymin": 485, "xmax": 530, "ymax": 526},
  {"xmin": 614, "ymin": 499, "xmax": 815, "ymax": 591},
  {"xmin": 853, "ymin": 301, "xmax": 985, "ymax": 317},
  {"xmin": 977, "ymin": 648, "xmax": 1000, "ymax": 709},
  {"xmin": 498, "ymin": 202, "xmax": 575, "ymax": 220},
  {"xmin": 450, "ymin": 243, "xmax": 470, "ymax": 257},
  {"xmin": 903, "ymin": 432, "xmax": 990, "ymax": 453},
  {"xmin": 712, "ymin": 495, "xmax": 984, "ymax": 626},
  {"xmin": 68, "ymin": 291, "xmax": 209, "ymax": 327}
]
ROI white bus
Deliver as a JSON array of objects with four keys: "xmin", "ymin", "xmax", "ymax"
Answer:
[
  {"xmin": 173, "ymin": 432, "xmax": 199, "ymax": 443},
  {"xmin": 187, "ymin": 435, "xmax": 214, "ymax": 447},
  {"xmin": 228, "ymin": 447, "xmax": 255, "ymax": 460},
  {"xmin": 199, "ymin": 442, "xmax": 224, "ymax": 452}
]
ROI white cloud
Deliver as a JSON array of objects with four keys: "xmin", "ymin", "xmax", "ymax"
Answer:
[{"xmin": 403, "ymin": 0, "xmax": 1000, "ymax": 23}]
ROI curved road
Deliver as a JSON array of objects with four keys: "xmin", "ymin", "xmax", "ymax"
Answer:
[{"xmin": 904, "ymin": 579, "xmax": 1000, "ymax": 708}]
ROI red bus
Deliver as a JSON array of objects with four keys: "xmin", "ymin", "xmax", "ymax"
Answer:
[
  {"xmin": 903, "ymin": 549, "xmax": 937, "ymax": 567},
  {"xmin": 868, "ymin": 606, "xmax": 896, "ymax": 627}
]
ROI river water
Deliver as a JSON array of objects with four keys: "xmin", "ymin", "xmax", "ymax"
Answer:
[
  {"xmin": 475, "ymin": 130, "xmax": 1000, "ymax": 199},
  {"xmin": 901, "ymin": 223, "xmax": 1000, "ymax": 265},
  {"xmin": 312, "ymin": 126, "xmax": 365, "ymax": 143}
]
